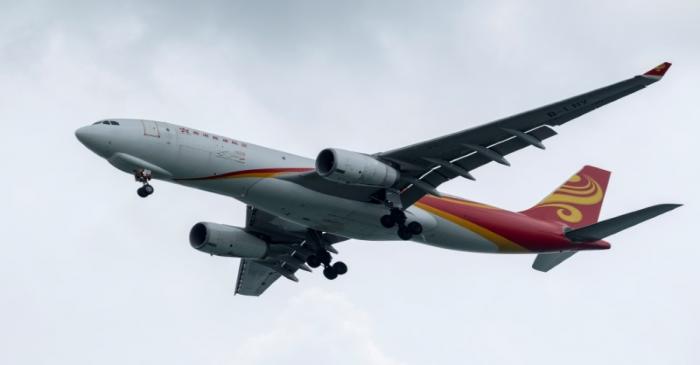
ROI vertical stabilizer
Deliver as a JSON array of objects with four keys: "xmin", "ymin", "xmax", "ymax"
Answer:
[{"xmin": 521, "ymin": 166, "xmax": 611, "ymax": 228}]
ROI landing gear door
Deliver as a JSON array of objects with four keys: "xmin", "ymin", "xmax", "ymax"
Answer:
[{"xmin": 142, "ymin": 120, "xmax": 160, "ymax": 137}]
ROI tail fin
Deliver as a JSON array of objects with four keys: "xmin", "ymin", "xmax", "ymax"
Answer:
[{"xmin": 521, "ymin": 165, "xmax": 611, "ymax": 228}]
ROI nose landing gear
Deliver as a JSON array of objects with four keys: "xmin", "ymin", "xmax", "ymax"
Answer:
[
  {"xmin": 134, "ymin": 169, "xmax": 154, "ymax": 198},
  {"xmin": 378, "ymin": 189, "xmax": 423, "ymax": 240}
]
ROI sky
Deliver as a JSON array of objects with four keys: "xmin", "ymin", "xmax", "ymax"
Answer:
[{"xmin": 1, "ymin": 0, "xmax": 698, "ymax": 364}]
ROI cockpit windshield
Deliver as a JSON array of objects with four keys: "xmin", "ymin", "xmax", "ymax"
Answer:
[{"xmin": 93, "ymin": 120, "xmax": 120, "ymax": 126}]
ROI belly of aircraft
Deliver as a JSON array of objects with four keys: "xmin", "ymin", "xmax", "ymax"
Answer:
[{"xmin": 231, "ymin": 178, "xmax": 502, "ymax": 253}]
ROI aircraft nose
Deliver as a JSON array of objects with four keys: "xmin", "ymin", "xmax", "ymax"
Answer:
[
  {"xmin": 74, "ymin": 126, "xmax": 90, "ymax": 144},
  {"xmin": 75, "ymin": 125, "xmax": 111, "ymax": 157}
]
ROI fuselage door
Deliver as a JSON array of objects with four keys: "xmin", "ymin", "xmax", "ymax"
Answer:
[
  {"xmin": 158, "ymin": 122, "xmax": 176, "ymax": 146},
  {"xmin": 142, "ymin": 120, "xmax": 160, "ymax": 137}
]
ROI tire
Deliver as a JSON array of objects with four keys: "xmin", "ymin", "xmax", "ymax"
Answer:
[
  {"xmin": 143, "ymin": 184, "xmax": 154, "ymax": 195},
  {"xmin": 397, "ymin": 228, "xmax": 412, "ymax": 241},
  {"xmin": 318, "ymin": 251, "xmax": 332, "ymax": 265},
  {"xmin": 323, "ymin": 266, "xmax": 338, "ymax": 280},
  {"xmin": 333, "ymin": 261, "xmax": 348, "ymax": 275},
  {"xmin": 390, "ymin": 208, "xmax": 405, "ymax": 224},
  {"xmin": 380, "ymin": 215, "xmax": 395, "ymax": 228},
  {"xmin": 137, "ymin": 187, "xmax": 149, "ymax": 198},
  {"xmin": 306, "ymin": 255, "xmax": 321, "ymax": 268},
  {"xmin": 407, "ymin": 221, "xmax": 423, "ymax": 235}
]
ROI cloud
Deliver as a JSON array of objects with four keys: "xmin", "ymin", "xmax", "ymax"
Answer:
[{"xmin": 229, "ymin": 288, "xmax": 405, "ymax": 365}]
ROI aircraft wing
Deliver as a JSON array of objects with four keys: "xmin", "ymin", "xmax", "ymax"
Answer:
[
  {"xmin": 235, "ymin": 206, "xmax": 347, "ymax": 296},
  {"xmin": 380, "ymin": 62, "xmax": 671, "ymax": 206},
  {"xmin": 283, "ymin": 62, "xmax": 671, "ymax": 207},
  {"xmin": 234, "ymin": 258, "xmax": 283, "ymax": 296}
]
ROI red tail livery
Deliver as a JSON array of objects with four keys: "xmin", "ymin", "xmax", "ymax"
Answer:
[{"xmin": 521, "ymin": 166, "xmax": 611, "ymax": 228}]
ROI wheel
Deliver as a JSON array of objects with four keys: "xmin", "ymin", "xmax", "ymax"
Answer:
[
  {"xmin": 332, "ymin": 261, "xmax": 348, "ymax": 275},
  {"xmin": 397, "ymin": 228, "xmax": 412, "ymax": 240},
  {"xmin": 143, "ymin": 184, "xmax": 154, "ymax": 195},
  {"xmin": 137, "ymin": 187, "xmax": 149, "ymax": 198},
  {"xmin": 318, "ymin": 251, "xmax": 332, "ymax": 265},
  {"xmin": 380, "ymin": 215, "xmax": 396, "ymax": 228},
  {"xmin": 407, "ymin": 221, "xmax": 423, "ymax": 235},
  {"xmin": 390, "ymin": 208, "xmax": 406, "ymax": 224},
  {"xmin": 323, "ymin": 266, "xmax": 338, "ymax": 280},
  {"xmin": 306, "ymin": 255, "xmax": 321, "ymax": 268}
]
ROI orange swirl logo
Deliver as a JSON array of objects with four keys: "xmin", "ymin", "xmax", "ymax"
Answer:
[
  {"xmin": 655, "ymin": 64, "xmax": 667, "ymax": 72},
  {"xmin": 536, "ymin": 174, "xmax": 603, "ymax": 223}
]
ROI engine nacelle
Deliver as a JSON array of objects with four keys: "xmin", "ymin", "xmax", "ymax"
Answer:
[
  {"xmin": 189, "ymin": 222, "xmax": 268, "ymax": 258},
  {"xmin": 315, "ymin": 148, "xmax": 399, "ymax": 187}
]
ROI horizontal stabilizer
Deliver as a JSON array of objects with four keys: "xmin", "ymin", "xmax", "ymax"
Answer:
[
  {"xmin": 532, "ymin": 251, "xmax": 577, "ymax": 272},
  {"xmin": 565, "ymin": 204, "xmax": 681, "ymax": 242}
]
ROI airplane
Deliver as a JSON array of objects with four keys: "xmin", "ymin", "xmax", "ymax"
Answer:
[{"xmin": 76, "ymin": 62, "xmax": 680, "ymax": 296}]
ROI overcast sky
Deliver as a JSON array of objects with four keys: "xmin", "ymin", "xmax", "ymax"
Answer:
[{"xmin": 1, "ymin": 1, "xmax": 698, "ymax": 364}]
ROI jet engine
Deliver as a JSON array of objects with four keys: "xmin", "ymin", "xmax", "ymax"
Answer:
[
  {"xmin": 315, "ymin": 148, "xmax": 399, "ymax": 187},
  {"xmin": 189, "ymin": 222, "xmax": 268, "ymax": 258}
]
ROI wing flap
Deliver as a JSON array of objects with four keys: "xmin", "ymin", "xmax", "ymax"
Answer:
[
  {"xmin": 400, "ymin": 125, "xmax": 557, "ymax": 206},
  {"xmin": 235, "ymin": 259, "xmax": 282, "ymax": 296}
]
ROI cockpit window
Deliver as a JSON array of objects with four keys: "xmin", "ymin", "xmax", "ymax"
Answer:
[
  {"xmin": 92, "ymin": 120, "xmax": 119, "ymax": 125},
  {"xmin": 93, "ymin": 120, "xmax": 120, "ymax": 126}
]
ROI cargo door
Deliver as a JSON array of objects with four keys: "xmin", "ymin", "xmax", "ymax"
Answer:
[{"xmin": 142, "ymin": 120, "xmax": 160, "ymax": 137}]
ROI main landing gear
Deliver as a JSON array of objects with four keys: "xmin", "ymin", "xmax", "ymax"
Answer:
[
  {"xmin": 380, "ymin": 208, "xmax": 423, "ymax": 240},
  {"xmin": 378, "ymin": 189, "xmax": 423, "ymax": 240},
  {"xmin": 134, "ymin": 169, "xmax": 154, "ymax": 198},
  {"xmin": 302, "ymin": 230, "xmax": 348, "ymax": 280}
]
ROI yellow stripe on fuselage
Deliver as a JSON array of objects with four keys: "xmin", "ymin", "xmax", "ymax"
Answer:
[{"xmin": 415, "ymin": 201, "xmax": 528, "ymax": 253}]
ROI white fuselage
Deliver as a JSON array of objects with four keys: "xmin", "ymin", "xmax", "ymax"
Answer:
[{"xmin": 75, "ymin": 119, "xmax": 511, "ymax": 253}]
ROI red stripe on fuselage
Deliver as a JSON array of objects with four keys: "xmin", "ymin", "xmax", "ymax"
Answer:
[{"xmin": 176, "ymin": 167, "xmax": 314, "ymax": 181}]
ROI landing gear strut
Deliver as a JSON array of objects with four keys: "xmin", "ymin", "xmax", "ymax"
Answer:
[
  {"xmin": 134, "ymin": 169, "xmax": 154, "ymax": 198},
  {"xmin": 303, "ymin": 230, "xmax": 348, "ymax": 280},
  {"xmin": 378, "ymin": 189, "xmax": 423, "ymax": 240}
]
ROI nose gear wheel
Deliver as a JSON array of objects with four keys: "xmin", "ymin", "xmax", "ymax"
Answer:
[
  {"xmin": 137, "ymin": 184, "xmax": 154, "ymax": 197},
  {"xmin": 134, "ymin": 169, "xmax": 154, "ymax": 198}
]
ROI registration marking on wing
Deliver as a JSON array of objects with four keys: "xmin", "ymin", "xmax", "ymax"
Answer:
[{"xmin": 546, "ymin": 99, "xmax": 588, "ymax": 118}]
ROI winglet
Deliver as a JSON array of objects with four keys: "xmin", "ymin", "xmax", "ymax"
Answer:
[{"xmin": 642, "ymin": 62, "xmax": 672, "ymax": 79}]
